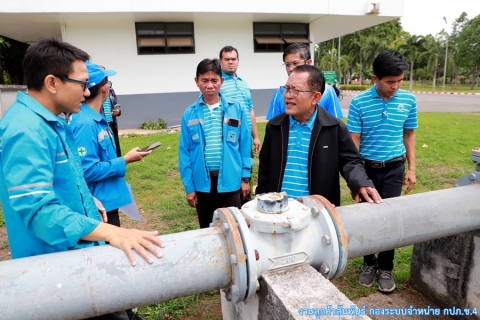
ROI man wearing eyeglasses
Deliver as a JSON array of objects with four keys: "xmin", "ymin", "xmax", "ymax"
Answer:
[
  {"xmin": 266, "ymin": 43, "xmax": 343, "ymax": 120},
  {"xmin": 256, "ymin": 65, "xmax": 381, "ymax": 209},
  {"xmin": 0, "ymin": 38, "xmax": 165, "ymax": 318}
]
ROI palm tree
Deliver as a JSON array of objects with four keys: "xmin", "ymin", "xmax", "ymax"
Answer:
[
  {"xmin": 419, "ymin": 34, "xmax": 443, "ymax": 92},
  {"xmin": 399, "ymin": 35, "xmax": 425, "ymax": 91},
  {"xmin": 339, "ymin": 55, "xmax": 351, "ymax": 84},
  {"xmin": 361, "ymin": 37, "xmax": 387, "ymax": 67},
  {"xmin": 349, "ymin": 39, "xmax": 364, "ymax": 84}
]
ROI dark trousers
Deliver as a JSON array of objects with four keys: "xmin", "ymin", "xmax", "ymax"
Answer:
[
  {"xmin": 109, "ymin": 119, "xmax": 122, "ymax": 158},
  {"xmin": 107, "ymin": 208, "xmax": 121, "ymax": 227},
  {"xmin": 196, "ymin": 175, "xmax": 242, "ymax": 228},
  {"xmin": 240, "ymin": 150, "xmax": 254, "ymax": 205},
  {"xmin": 363, "ymin": 160, "xmax": 405, "ymax": 271}
]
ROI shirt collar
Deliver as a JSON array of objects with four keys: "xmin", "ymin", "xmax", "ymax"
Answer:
[
  {"xmin": 222, "ymin": 71, "xmax": 241, "ymax": 81},
  {"xmin": 81, "ymin": 103, "xmax": 105, "ymax": 122},
  {"xmin": 289, "ymin": 107, "xmax": 318, "ymax": 131},
  {"xmin": 198, "ymin": 93, "xmax": 222, "ymax": 107},
  {"xmin": 16, "ymin": 91, "xmax": 60, "ymax": 123},
  {"xmin": 371, "ymin": 84, "xmax": 399, "ymax": 100}
]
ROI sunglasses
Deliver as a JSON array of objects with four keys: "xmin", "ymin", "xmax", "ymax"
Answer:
[{"xmin": 60, "ymin": 77, "xmax": 89, "ymax": 91}]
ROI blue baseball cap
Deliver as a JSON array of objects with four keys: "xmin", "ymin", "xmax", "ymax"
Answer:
[{"xmin": 86, "ymin": 61, "xmax": 117, "ymax": 88}]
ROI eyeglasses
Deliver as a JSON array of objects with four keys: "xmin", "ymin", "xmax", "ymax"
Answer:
[
  {"xmin": 284, "ymin": 87, "xmax": 314, "ymax": 98},
  {"xmin": 283, "ymin": 59, "xmax": 306, "ymax": 69},
  {"xmin": 60, "ymin": 77, "xmax": 89, "ymax": 91}
]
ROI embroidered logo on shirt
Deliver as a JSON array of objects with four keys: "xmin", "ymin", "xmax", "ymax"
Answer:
[
  {"xmin": 192, "ymin": 133, "xmax": 199, "ymax": 141},
  {"xmin": 227, "ymin": 131, "xmax": 236, "ymax": 143},
  {"xmin": 398, "ymin": 103, "xmax": 405, "ymax": 111},
  {"xmin": 78, "ymin": 146, "xmax": 87, "ymax": 156}
]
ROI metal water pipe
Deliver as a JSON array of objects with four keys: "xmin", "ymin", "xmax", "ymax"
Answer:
[
  {"xmin": 0, "ymin": 211, "xmax": 246, "ymax": 320},
  {"xmin": 1, "ymin": 182, "xmax": 480, "ymax": 319}
]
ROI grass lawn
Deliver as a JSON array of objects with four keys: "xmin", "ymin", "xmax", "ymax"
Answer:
[{"xmin": 0, "ymin": 112, "xmax": 479, "ymax": 318}]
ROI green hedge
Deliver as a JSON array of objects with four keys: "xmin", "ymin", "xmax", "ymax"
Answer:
[{"xmin": 341, "ymin": 84, "xmax": 370, "ymax": 91}]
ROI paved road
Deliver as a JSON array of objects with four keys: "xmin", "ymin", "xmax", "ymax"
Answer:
[{"xmin": 340, "ymin": 93, "xmax": 480, "ymax": 116}]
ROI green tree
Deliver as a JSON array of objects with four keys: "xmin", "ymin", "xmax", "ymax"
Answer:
[
  {"xmin": 339, "ymin": 54, "xmax": 352, "ymax": 84},
  {"xmin": 348, "ymin": 38, "xmax": 365, "ymax": 84},
  {"xmin": 0, "ymin": 35, "xmax": 28, "ymax": 85},
  {"xmin": 0, "ymin": 37, "xmax": 10, "ymax": 84},
  {"xmin": 361, "ymin": 36, "xmax": 387, "ymax": 67},
  {"xmin": 419, "ymin": 34, "xmax": 443, "ymax": 92},
  {"xmin": 399, "ymin": 35, "xmax": 425, "ymax": 91},
  {"xmin": 457, "ymin": 14, "xmax": 480, "ymax": 89}
]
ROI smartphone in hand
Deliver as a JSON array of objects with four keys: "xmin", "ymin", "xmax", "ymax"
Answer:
[{"xmin": 140, "ymin": 141, "xmax": 161, "ymax": 152}]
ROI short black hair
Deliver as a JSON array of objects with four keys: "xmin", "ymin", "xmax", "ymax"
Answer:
[
  {"xmin": 219, "ymin": 46, "xmax": 239, "ymax": 60},
  {"xmin": 283, "ymin": 43, "xmax": 311, "ymax": 62},
  {"xmin": 196, "ymin": 58, "xmax": 222, "ymax": 79},
  {"xmin": 373, "ymin": 51, "xmax": 409, "ymax": 80},
  {"xmin": 84, "ymin": 77, "xmax": 108, "ymax": 102},
  {"xmin": 291, "ymin": 65, "xmax": 325, "ymax": 94},
  {"xmin": 23, "ymin": 36, "xmax": 90, "ymax": 91}
]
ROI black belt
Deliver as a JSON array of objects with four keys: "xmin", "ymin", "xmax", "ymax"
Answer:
[
  {"xmin": 363, "ymin": 156, "xmax": 405, "ymax": 168},
  {"xmin": 210, "ymin": 171, "xmax": 219, "ymax": 177}
]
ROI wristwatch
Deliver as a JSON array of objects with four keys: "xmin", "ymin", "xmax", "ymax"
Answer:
[{"xmin": 242, "ymin": 177, "xmax": 251, "ymax": 183}]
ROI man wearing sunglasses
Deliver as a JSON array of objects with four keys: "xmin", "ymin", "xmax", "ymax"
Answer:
[
  {"xmin": 0, "ymin": 37, "xmax": 165, "ymax": 319},
  {"xmin": 257, "ymin": 65, "xmax": 381, "ymax": 208},
  {"xmin": 266, "ymin": 43, "xmax": 343, "ymax": 120}
]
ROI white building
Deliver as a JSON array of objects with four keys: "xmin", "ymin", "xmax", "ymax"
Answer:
[{"xmin": 0, "ymin": 0, "xmax": 404, "ymax": 127}]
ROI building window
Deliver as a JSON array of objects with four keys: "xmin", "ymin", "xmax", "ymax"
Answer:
[
  {"xmin": 253, "ymin": 23, "xmax": 311, "ymax": 53},
  {"xmin": 135, "ymin": 22, "xmax": 195, "ymax": 55}
]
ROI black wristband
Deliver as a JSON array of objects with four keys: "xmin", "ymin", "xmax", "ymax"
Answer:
[{"xmin": 242, "ymin": 178, "xmax": 251, "ymax": 183}]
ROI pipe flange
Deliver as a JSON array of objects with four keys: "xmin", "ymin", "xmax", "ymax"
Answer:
[
  {"xmin": 211, "ymin": 208, "xmax": 248, "ymax": 303},
  {"xmin": 300, "ymin": 195, "xmax": 348, "ymax": 279},
  {"xmin": 454, "ymin": 172, "xmax": 480, "ymax": 187},
  {"xmin": 226, "ymin": 207, "xmax": 258, "ymax": 301}
]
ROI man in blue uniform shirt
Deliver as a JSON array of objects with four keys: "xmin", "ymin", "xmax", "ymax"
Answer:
[
  {"xmin": 0, "ymin": 37, "xmax": 164, "ymax": 272},
  {"xmin": 179, "ymin": 58, "xmax": 253, "ymax": 228},
  {"xmin": 70, "ymin": 62, "xmax": 153, "ymax": 228},
  {"xmin": 347, "ymin": 50, "xmax": 418, "ymax": 293},
  {"xmin": 266, "ymin": 43, "xmax": 343, "ymax": 120}
]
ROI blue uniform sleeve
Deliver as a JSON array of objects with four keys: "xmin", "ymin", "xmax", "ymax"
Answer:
[
  {"xmin": 1, "ymin": 128, "xmax": 100, "ymax": 249},
  {"xmin": 71, "ymin": 123, "xmax": 126, "ymax": 183},
  {"xmin": 178, "ymin": 110, "xmax": 196, "ymax": 194},
  {"xmin": 346, "ymin": 98, "xmax": 362, "ymax": 133},
  {"xmin": 248, "ymin": 88, "xmax": 254, "ymax": 112},
  {"xmin": 266, "ymin": 88, "xmax": 285, "ymax": 120},
  {"xmin": 320, "ymin": 85, "xmax": 343, "ymax": 119},
  {"xmin": 239, "ymin": 107, "xmax": 254, "ymax": 177}
]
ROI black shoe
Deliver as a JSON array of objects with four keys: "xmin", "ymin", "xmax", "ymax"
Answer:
[{"xmin": 126, "ymin": 309, "xmax": 143, "ymax": 320}]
